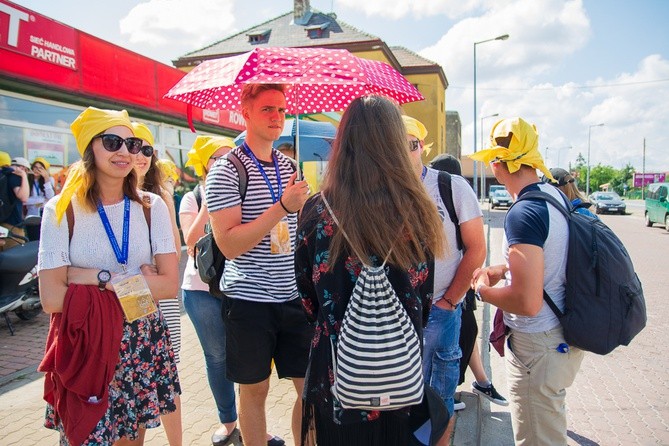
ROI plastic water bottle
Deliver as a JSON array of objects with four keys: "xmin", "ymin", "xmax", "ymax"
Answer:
[{"xmin": 556, "ymin": 343, "xmax": 570, "ymax": 353}]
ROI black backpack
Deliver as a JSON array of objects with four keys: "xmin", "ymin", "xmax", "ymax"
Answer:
[
  {"xmin": 193, "ymin": 152, "xmax": 247, "ymax": 298},
  {"xmin": 0, "ymin": 167, "xmax": 16, "ymax": 223},
  {"xmin": 513, "ymin": 190, "xmax": 646, "ymax": 355}
]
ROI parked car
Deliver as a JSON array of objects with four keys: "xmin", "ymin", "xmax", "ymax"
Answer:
[
  {"xmin": 491, "ymin": 189, "xmax": 513, "ymax": 209},
  {"xmin": 588, "ymin": 191, "xmax": 626, "ymax": 215},
  {"xmin": 644, "ymin": 182, "xmax": 669, "ymax": 230},
  {"xmin": 488, "ymin": 185, "xmax": 506, "ymax": 203}
]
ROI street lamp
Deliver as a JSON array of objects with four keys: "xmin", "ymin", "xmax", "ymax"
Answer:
[
  {"xmin": 586, "ymin": 123, "xmax": 604, "ymax": 196},
  {"xmin": 473, "ymin": 33, "xmax": 509, "ymax": 199},
  {"xmin": 480, "ymin": 113, "xmax": 499, "ymax": 201}
]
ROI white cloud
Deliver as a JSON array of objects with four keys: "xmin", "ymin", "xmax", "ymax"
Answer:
[
  {"xmin": 335, "ymin": 0, "xmax": 484, "ymax": 20},
  {"xmin": 119, "ymin": 0, "xmax": 236, "ymax": 51}
]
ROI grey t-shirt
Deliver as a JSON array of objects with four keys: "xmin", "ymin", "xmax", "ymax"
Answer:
[{"xmin": 423, "ymin": 167, "xmax": 482, "ymax": 303}]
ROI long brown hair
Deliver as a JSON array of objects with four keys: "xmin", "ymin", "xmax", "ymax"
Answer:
[
  {"xmin": 77, "ymin": 144, "xmax": 143, "ymax": 212},
  {"xmin": 321, "ymin": 95, "xmax": 445, "ymax": 268},
  {"xmin": 139, "ymin": 154, "xmax": 164, "ymax": 195}
]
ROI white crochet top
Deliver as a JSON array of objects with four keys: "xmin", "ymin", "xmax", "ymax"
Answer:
[{"xmin": 38, "ymin": 192, "xmax": 176, "ymax": 274}]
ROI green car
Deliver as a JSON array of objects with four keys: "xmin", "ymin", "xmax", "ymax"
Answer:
[{"xmin": 644, "ymin": 182, "xmax": 669, "ymax": 231}]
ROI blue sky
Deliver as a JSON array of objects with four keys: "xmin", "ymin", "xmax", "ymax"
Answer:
[{"xmin": 12, "ymin": 0, "xmax": 669, "ymax": 171}]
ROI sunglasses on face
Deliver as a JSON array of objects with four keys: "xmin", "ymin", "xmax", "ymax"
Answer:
[
  {"xmin": 409, "ymin": 140, "xmax": 421, "ymax": 152},
  {"xmin": 138, "ymin": 145, "xmax": 154, "ymax": 157},
  {"xmin": 95, "ymin": 134, "xmax": 144, "ymax": 154}
]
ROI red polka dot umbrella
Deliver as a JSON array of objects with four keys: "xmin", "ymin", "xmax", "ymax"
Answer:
[{"xmin": 163, "ymin": 47, "xmax": 424, "ymax": 116}]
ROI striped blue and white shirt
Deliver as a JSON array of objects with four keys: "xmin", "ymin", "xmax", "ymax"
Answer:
[{"xmin": 205, "ymin": 146, "xmax": 298, "ymax": 303}]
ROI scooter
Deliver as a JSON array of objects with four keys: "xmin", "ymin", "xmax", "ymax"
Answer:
[{"xmin": 0, "ymin": 216, "xmax": 42, "ymax": 335}]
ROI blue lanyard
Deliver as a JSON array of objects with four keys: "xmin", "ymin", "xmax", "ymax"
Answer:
[
  {"xmin": 97, "ymin": 195, "xmax": 130, "ymax": 268},
  {"xmin": 242, "ymin": 142, "xmax": 282, "ymax": 203},
  {"xmin": 421, "ymin": 166, "xmax": 427, "ymax": 181}
]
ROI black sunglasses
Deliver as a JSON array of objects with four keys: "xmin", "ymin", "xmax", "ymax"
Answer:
[
  {"xmin": 409, "ymin": 140, "xmax": 421, "ymax": 152},
  {"xmin": 95, "ymin": 134, "xmax": 144, "ymax": 155},
  {"xmin": 138, "ymin": 145, "xmax": 154, "ymax": 157}
]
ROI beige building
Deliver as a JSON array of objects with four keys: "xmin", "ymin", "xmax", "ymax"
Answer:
[{"xmin": 173, "ymin": 0, "xmax": 448, "ymax": 160}]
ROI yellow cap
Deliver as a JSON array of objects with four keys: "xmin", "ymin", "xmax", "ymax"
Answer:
[
  {"xmin": 31, "ymin": 157, "xmax": 51, "ymax": 170},
  {"xmin": 157, "ymin": 159, "xmax": 179, "ymax": 183},
  {"xmin": 70, "ymin": 107, "xmax": 133, "ymax": 156},
  {"xmin": 469, "ymin": 116, "xmax": 553, "ymax": 181},
  {"xmin": 0, "ymin": 151, "xmax": 10, "ymax": 167},
  {"xmin": 402, "ymin": 115, "xmax": 434, "ymax": 150},
  {"xmin": 185, "ymin": 135, "xmax": 236, "ymax": 177},
  {"xmin": 131, "ymin": 122, "xmax": 155, "ymax": 146}
]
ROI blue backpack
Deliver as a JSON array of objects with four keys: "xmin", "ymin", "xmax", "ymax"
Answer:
[{"xmin": 512, "ymin": 190, "xmax": 646, "ymax": 355}]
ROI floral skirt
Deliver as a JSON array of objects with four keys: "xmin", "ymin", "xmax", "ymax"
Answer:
[{"xmin": 45, "ymin": 310, "xmax": 181, "ymax": 445}]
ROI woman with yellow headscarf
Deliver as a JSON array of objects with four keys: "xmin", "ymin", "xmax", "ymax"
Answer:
[
  {"xmin": 38, "ymin": 106, "xmax": 181, "ymax": 445},
  {"xmin": 131, "ymin": 121, "xmax": 184, "ymax": 446},
  {"xmin": 180, "ymin": 135, "xmax": 285, "ymax": 446},
  {"xmin": 24, "ymin": 156, "xmax": 56, "ymax": 219}
]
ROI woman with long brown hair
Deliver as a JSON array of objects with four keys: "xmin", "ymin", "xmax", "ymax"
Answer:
[
  {"xmin": 295, "ymin": 95, "xmax": 446, "ymax": 445},
  {"xmin": 38, "ymin": 107, "xmax": 180, "ymax": 445}
]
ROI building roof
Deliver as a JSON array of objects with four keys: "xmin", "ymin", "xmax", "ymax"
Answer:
[
  {"xmin": 390, "ymin": 46, "xmax": 448, "ymax": 88},
  {"xmin": 174, "ymin": 10, "xmax": 386, "ymax": 67}
]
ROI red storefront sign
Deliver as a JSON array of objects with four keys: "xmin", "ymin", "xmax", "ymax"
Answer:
[{"xmin": 0, "ymin": 1, "xmax": 77, "ymax": 70}]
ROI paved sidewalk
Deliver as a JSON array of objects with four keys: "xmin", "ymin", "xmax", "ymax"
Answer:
[{"xmin": 0, "ymin": 312, "xmax": 298, "ymax": 445}]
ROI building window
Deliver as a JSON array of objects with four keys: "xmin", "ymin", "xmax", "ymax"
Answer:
[
  {"xmin": 247, "ymin": 29, "xmax": 270, "ymax": 44},
  {"xmin": 305, "ymin": 23, "xmax": 329, "ymax": 39}
]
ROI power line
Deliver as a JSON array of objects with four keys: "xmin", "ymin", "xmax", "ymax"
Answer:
[{"xmin": 449, "ymin": 78, "xmax": 669, "ymax": 91}]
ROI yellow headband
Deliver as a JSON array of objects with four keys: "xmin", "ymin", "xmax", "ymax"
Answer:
[
  {"xmin": 56, "ymin": 107, "xmax": 134, "ymax": 223},
  {"xmin": 157, "ymin": 159, "xmax": 179, "ymax": 183},
  {"xmin": 0, "ymin": 151, "xmax": 10, "ymax": 167},
  {"xmin": 131, "ymin": 122, "xmax": 155, "ymax": 146},
  {"xmin": 469, "ymin": 117, "xmax": 553, "ymax": 180},
  {"xmin": 402, "ymin": 115, "xmax": 433, "ymax": 150},
  {"xmin": 185, "ymin": 135, "xmax": 236, "ymax": 177},
  {"xmin": 32, "ymin": 157, "xmax": 51, "ymax": 170}
]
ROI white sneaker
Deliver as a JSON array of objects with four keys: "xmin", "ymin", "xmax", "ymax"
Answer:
[{"xmin": 454, "ymin": 399, "xmax": 466, "ymax": 411}]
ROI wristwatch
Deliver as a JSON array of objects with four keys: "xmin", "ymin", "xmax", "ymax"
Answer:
[
  {"xmin": 474, "ymin": 284, "xmax": 484, "ymax": 302},
  {"xmin": 97, "ymin": 270, "xmax": 112, "ymax": 291}
]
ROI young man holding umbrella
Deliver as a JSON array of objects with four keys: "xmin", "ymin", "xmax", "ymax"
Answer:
[{"xmin": 205, "ymin": 83, "xmax": 313, "ymax": 446}]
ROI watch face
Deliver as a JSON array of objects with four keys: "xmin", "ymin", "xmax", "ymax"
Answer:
[{"xmin": 98, "ymin": 270, "xmax": 112, "ymax": 282}]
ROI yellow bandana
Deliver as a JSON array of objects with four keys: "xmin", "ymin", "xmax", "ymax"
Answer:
[
  {"xmin": 31, "ymin": 157, "xmax": 51, "ymax": 170},
  {"xmin": 469, "ymin": 117, "xmax": 553, "ymax": 181},
  {"xmin": 131, "ymin": 122, "xmax": 155, "ymax": 146},
  {"xmin": 56, "ymin": 107, "xmax": 134, "ymax": 223},
  {"xmin": 185, "ymin": 135, "xmax": 236, "ymax": 177},
  {"xmin": 402, "ymin": 115, "xmax": 433, "ymax": 150},
  {"xmin": 157, "ymin": 159, "xmax": 179, "ymax": 183},
  {"xmin": 0, "ymin": 151, "xmax": 10, "ymax": 167}
]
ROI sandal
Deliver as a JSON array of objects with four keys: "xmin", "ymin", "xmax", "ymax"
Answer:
[{"xmin": 212, "ymin": 427, "xmax": 240, "ymax": 446}]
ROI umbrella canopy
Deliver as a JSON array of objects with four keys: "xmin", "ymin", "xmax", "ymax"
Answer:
[
  {"xmin": 234, "ymin": 118, "xmax": 336, "ymax": 162},
  {"xmin": 164, "ymin": 47, "xmax": 424, "ymax": 114}
]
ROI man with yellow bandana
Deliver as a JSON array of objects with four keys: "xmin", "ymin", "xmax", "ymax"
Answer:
[{"xmin": 470, "ymin": 117, "xmax": 584, "ymax": 445}]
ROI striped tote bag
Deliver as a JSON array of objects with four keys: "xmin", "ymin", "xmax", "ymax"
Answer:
[{"xmin": 322, "ymin": 195, "xmax": 424, "ymax": 411}]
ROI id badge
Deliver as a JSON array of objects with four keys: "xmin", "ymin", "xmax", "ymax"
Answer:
[
  {"xmin": 270, "ymin": 220, "xmax": 291, "ymax": 254},
  {"xmin": 111, "ymin": 267, "xmax": 158, "ymax": 322}
]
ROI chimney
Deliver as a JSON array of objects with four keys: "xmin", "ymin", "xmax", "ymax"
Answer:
[{"xmin": 294, "ymin": 0, "xmax": 312, "ymax": 25}]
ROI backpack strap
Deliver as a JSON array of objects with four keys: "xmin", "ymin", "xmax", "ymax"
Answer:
[
  {"xmin": 511, "ymin": 189, "xmax": 572, "ymax": 320},
  {"xmin": 437, "ymin": 171, "xmax": 463, "ymax": 251},
  {"xmin": 193, "ymin": 184, "xmax": 203, "ymax": 211},
  {"xmin": 66, "ymin": 203, "xmax": 74, "ymax": 244},
  {"xmin": 141, "ymin": 194, "xmax": 152, "ymax": 248},
  {"xmin": 321, "ymin": 193, "xmax": 392, "ymax": 267},
  {"xmin": 227, "ymin": 150, "xmax": 248, "ymax": 202}
]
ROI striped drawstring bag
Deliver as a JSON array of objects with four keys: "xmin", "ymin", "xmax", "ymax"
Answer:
[{"xmin": 322, "ymin": 195, "xmax": 424, "ymax": 411}]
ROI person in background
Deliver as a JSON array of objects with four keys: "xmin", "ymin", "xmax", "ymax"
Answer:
[
  {"xmin": 180, "ymin": 135, "xmax": 283, "ymax": 446},
  {"xmin": 131, "ymin": 121, "xmax": 183, "ymax": 446},
  {"xmin": 0, "ymin": 152, "xmax": 29, "ymax": 249},
  {"xmin": 471, "ymin": 117, "xmax": 585, "ymax": 445},
  {"xmin": 206, "ymin": 83, "xmax": 310, "ymax": 446},
  {"xmin": 543, "ymin": 167, "xmax": 597, "ymax": 218},
  {"xmin": 156, "ymin": 159, "xmax": 183, "ymax": 228},
  {"xmin": 295, "ymin": 96, "xmax": 447, "ymax": 445},
  {"xmin": 26, "ymin": 157, "xmax": 56, "ymax": 216},
  {"xmin": 38, "ymin": 106, "xmax": 180, "ymax": 445},
  {"xmin": 403, "ymin": 117, "xmax": 488, "ymax": 441},
  {"xmin": 276, "ymin": 143, "xmax": 295, "ymax": 160},
  {"xmin": 428, "ymin": 154, "xmax": 508, "ymax": 410}
]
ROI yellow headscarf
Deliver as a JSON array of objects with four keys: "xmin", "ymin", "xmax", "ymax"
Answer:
[
  {"xmin": 157, "ymin": 159, "xmax": 179, "ymax": 183},
  {"xmin": 31, "ymin": 156, "xmax": 51, "ymax": 170},
  {"xmin": 131, "ymin": 122, "xmax": 155, "ymax": 146},
  {"xmin": 55, "ymin": 107, "xmax": 134, "ymax": 223},
  {"xmin": 185, "ymin": 135, "xmax": 236, "ymax": 177},
  {"xmin": 402, "ymin": 115, "xmax": 433, "ymax": 150},
  {"xmin": 469, "ymin": 117, "xmax": 553, "ymax": 181},
  {"xmin": 0, "ymin": 151, "xmax": 10, "ymax": 167}
]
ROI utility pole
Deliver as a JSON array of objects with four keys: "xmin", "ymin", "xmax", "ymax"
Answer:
[{"xmin": 642, "ymin": 137, "xmax": 646, "ymax": 200}]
